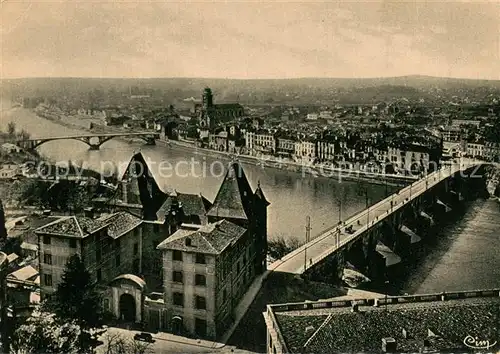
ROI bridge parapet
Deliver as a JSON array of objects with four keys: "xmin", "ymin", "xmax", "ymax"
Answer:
[{"xmin": 16, "ymin": 132, "xmax": 160, "ymax": 150}]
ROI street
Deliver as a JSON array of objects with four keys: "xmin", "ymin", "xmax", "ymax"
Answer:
[{"xmin": 97, "ymin": 327, "xmax": 255, "ymax": 354}]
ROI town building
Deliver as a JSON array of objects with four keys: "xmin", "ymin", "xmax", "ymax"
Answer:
[
  {"xmin": 451, "ymin": 119, "xmax": 481, "ymax": 128},
  {"xmin": 264, "ymin": 289, "xmax": 500, "ymax": 354},
  {"xmin": 209, "ymin": 130, "xmax": 229, "ymax": 152},
  {"xmin": 484, "ymin": 142, "xmax": 500, "ymax": 162},
  {"xmin": 386, "ymin": 143, "xmax": 440, "ymax": 175},
  {"xmin": 276, "ymin": 137, "xmax": 296, "ymax": 159},
  {"xmin": 35, "ymin": 211, "xmax": 143, "ymax": 298},
  {"xmin": 466, "ymin": 141, "xmax": 485, "ymax": 159},
  {"xmin": 1, "ymin": 143, "xmax": 22, "ymax": 154},
  {"xmin": 316, "ymin": 140, "xmax": 336, "ymax": 163},
  {"xmin": 155, "ymin": 163, "xmax": 269, "ymax": 339},
  {"xmin": 294, "ymin": 140, "xmax": 316, "ymax": 164},
  {"xmin": 0, "ymin": 162, "xmax": 19, "ymax": 179},
  {"xmin": 440, "ymin": 126, "xmax": 462, "ymax": 142},
  {"xmin": 245, "ymin": 131, "xmax": 276, "ymax": 155},
  {"xmin": 197, "ymin": 88, "xmax": 244, "ymax": 128}
]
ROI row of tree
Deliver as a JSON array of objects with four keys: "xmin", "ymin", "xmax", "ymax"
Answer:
[{"xmin": 4, "ymin": 122, "xmax": 31, "ymax": 142}]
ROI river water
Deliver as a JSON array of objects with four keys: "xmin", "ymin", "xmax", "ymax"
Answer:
[{"xmin": 1, "ymin": 99, "xmax": 499, "ymax": 293}]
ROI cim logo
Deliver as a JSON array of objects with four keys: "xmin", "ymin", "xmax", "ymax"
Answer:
[{"xmin": 463, "ymin": 335, "xmax": 498, "ymax": 350}]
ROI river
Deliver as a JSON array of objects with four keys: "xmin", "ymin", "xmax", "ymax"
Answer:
[
  {"xmin": 1, "ymin": 99, "xmax": 499, "ymax": 293},
  {"xmin": 0, "ymin": 100, "xmax": 393, "ymax": 244}
]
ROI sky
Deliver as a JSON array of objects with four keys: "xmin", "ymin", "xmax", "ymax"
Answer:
[{"xmin": 1, "ymin": 1, "xmax": 499, "ymax": 80}]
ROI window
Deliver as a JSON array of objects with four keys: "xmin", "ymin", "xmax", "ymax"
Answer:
[
  {"xmin": 195, "ymin": 253, "xmax": 206, "ymax": 264},
  {"xmin": 69, "ymin": 239, "xmax": 77, "ymax": 248},
  {"xmin": 195, "ymin": 274, "xmax": 206, "ymax": 286},
  {"xmin": 185, "ymin": 238, "xmax": 192, "ymax": 247},
  {"xmin": 173, "ymin": 250, "xmax": 183, "ymax": 261},
  {"xmin": 96, "ymin": 249, "xmax": 101, "ymax": 262},
  {"xmin": 97, "ymin": 269, "xmax": 102, "ymax": 282},
  {"xmin": 173, "ymin": 292, "xmax": 184, "ymax": 307},
  {"xmin": 43, "ymin": 253, "xmax": 52, "ymax": 265},
  {"xmin": 43, "ymin": 235, "xmax": 51, "ymax": 245},
  {"xmin": 115, "ymin": 254, "xmax": 121, "ymax": 267},
  {"xmin": 237, "ymin": 262, "xmax": 240, "ymax": 273},
  {"xmin": 223, "ymin": 289, "xmax": 227, "ymax": 302},
  {"xmin": 195, "ymin": 318, "xmax": 207, "ymax": 337},
  {"xmin": 172, "ymin": 271, "xmax": 183, "ymax": 283},
  {"xmin": 195, "ymin": 296, "xmax": 206, "ymax": 310},
  {"xmin": 43, "ymin": 274, "xmax": 52, "ymax": 286},
  {"xmin": 133, "ymin": 243, "xmax": 139, "ymax": 255}
]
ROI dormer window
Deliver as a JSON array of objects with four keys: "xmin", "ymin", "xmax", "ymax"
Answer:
[{"xmin": 185, "ymin": 238, "xmax": 192, "ymax": 247}]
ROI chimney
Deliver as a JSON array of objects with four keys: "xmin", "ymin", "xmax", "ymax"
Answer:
[{"xmin": 382, "ymin": 337, "xmax": 397, "ymax": 353}]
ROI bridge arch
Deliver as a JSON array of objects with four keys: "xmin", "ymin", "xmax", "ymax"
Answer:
[{"xmin": 19, "ymin": 133, "xmax": 158, "ymax": 150}]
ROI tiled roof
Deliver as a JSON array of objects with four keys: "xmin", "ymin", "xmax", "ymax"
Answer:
[
  {"xmin": 178, "ymin": 193, "xmax": 208, "ymax": 216},
  {"xmin": 34, "ymin": 216, "xmax": 107, "ymax": 238},
  {"xmin": 273, "ymin": 294, "xmax": 500, "ymax": 353},
  {"xmin": 8, "ymin": 265, "xmax": 38, "ymax": 281},
  {"xmin": 157, "ymin": 219, "xmax": 246, "ymax": 255},
  {"xmin": 207, "ymin": 163, "xmax": 254, "ymax": 220},
  {"xmin": 254, "ymin": 184, "xmax": 270, "ymax": 206},
  {"xmin": 214, "ymin": 103, "xmax": 244, "ymax": 110},
  {"xmin": 35, "ymin": 212, "xmax": 141, "ymax": 239},
  {"xmin": 100, "ymin": 212, "xmax": 142, "ymax": 239}
]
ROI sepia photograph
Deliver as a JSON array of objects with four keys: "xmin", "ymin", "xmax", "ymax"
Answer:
[{"xmin": 0, "ymin": 1, "xmax": 499, "ymax": 353}]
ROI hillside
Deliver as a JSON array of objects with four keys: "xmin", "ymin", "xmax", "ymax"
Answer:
[{"xmin": 2, "ymin": 75, "xmax": 500, "ymax": 105}]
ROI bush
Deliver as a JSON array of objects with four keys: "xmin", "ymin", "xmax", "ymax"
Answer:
[{"xmin": 268, "ymin": 234, "xmax": 302, "ymax": 260}]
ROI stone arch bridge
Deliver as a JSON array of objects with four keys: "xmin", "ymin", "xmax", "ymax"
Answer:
[{"xmin": 16, "ymin": 132, "xmax": 160, "ymax": 150}]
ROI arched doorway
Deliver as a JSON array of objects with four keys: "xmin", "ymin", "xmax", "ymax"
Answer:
[
  {"xmin": 119, "ymin": 293, "xmax": 136, "ymax": 322},
  {"xmin": 172, "ymin": 316, "xmax": 183, "ymax": 335}
]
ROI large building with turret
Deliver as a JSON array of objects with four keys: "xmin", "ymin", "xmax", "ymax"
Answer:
[
  {"xmin": 156, "ymin": 162, "xmax": 269, "ymax": 339},
  {"xmin": 37, "ymin": 152, "xmax": 268, "ymax": 340},
  {"xmin": 196, "ymin": 88, "xmax": 245, "ymax": 128}
]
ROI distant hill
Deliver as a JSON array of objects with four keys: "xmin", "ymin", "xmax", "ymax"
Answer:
[{"xmin": 2, "ymin": 75, "xmax": 500, "ymax": 105}]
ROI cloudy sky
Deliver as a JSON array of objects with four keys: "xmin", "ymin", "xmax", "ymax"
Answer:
[{"xmin": 1, "ymin": 1, "xmax": 499, "ymax": 79}]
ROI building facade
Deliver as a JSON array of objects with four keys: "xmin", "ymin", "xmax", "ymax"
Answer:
[
  {"xmin": 155, "ymin": 163, "xmax": 269, "ymax": 339},
  {"xmin": 35, "ymin": 212, "xmax": 143, "ymax": 297},
  {"xmin": 245, "ymin": 131, "xmax": 276, "ymax": 155}
]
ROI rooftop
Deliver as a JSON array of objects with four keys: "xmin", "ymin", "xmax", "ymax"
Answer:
[
  {"xmin": 267, "ymin": 289, "xmax": 500, "ymax": 353},
  {"xmin": 34, "ymin": 211, "xmax": 141, "ymax": 239},
  {"xmin": 207, "ymin": 162, "xmax": 254, "ymax": 220},
  {"xmin": 157, "ymin": 219, "xmax": 247, "ymax": 255}
]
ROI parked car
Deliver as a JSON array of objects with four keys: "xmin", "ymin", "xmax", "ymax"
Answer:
[{"xmin": 134, "ymin": 332, "xmax": 155, "ymax": 343}]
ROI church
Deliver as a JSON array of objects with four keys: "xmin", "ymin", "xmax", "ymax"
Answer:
[{"xmin": 195, "ymin": 88, "xmax": 245, "ymax": 128}]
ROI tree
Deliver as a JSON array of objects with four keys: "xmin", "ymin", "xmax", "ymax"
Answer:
[
  {"xmin": 45, "ymin": 254, "xmax": 105, "ymax": 352},
  {"xmin": 10, "ymin": 307, "xmax": 81, "ymax": 354},
  {"xmin": 16, "ymin": 129, "xmax": 31, "ymax": 141},
  {"xmin": 7, "ymin": 121, "xmax": 16, "ymax": 137},
  {"xmin": 101, "ymin": 332, "xmax": 152, "ymax": 354}
]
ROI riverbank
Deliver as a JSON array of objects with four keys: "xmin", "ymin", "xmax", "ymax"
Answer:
[
  {"xmin": 160, "ymin": 139, "xmax": 414, "ymax": 187},
  {"xmin": 30, "ymin": 107, "xmax": 415, "ymax": 187},
  {"xmin": 33, "ymin": 108, "xmax": 145, "ymax": 145}
]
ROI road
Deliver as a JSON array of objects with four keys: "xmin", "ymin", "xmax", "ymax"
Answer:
[
  {"xmin": 269, "ymin": 161, "xmax": 482, "ymax": 275},
  {"xmin": 97, "ymin": 327, "xmax": 254, "ymax": 354}
]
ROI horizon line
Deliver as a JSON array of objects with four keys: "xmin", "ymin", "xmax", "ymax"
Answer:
[{"xmin": 2, "ymin": 74, "xmax": 500, "ymax": 82}]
